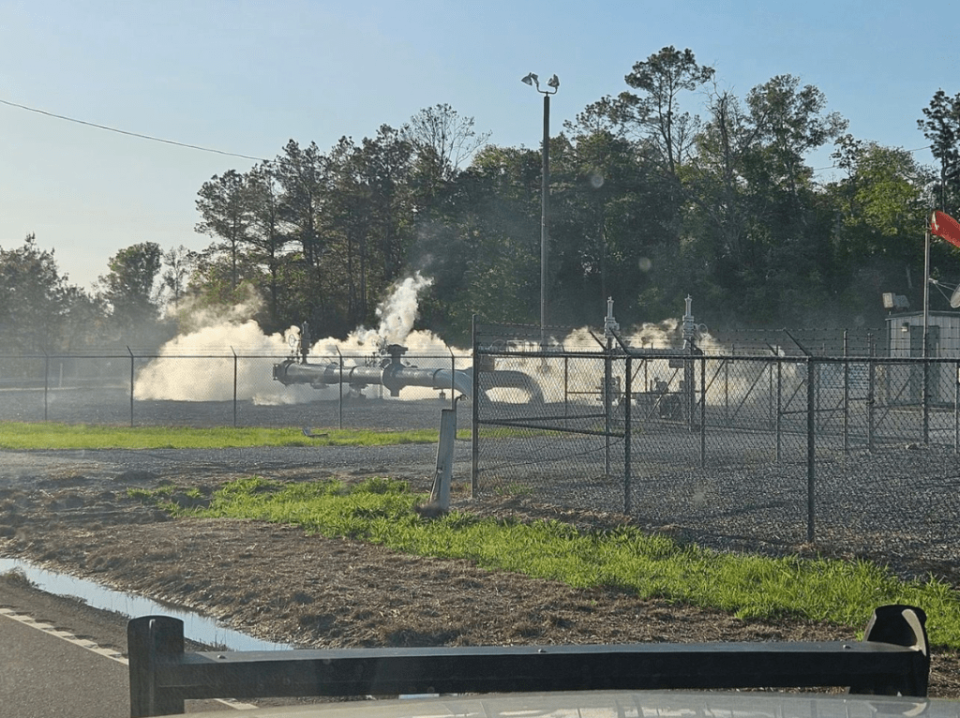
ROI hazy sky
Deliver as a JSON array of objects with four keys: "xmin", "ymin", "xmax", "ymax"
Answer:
[{"xmin": 1, "ymin": 0, "xmax": 957, "ymax": 291}]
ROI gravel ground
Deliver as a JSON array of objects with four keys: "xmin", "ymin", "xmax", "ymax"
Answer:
[
  {"xmin": 3, "ymin": 448, "xmax": 960, "ymax": 700},
  {"xmin": 5, "ymin": 386, "xmax": 960, "ymax": 581}
]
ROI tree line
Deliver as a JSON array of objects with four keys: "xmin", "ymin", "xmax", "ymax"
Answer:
[{"xmin": 4, "ymin": 47, "xmax": 960, "ymax": 353}]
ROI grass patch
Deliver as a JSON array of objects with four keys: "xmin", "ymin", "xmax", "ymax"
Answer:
[
  {"xmin": 142, "ymin": 476, "xmax": 960, "ymax": 650},
  {"xmin": 0, "ymin": 567, "xmax": 34, "ymax": 587},
  {"xmin": 0, "ymin": 422, "xmax": 468, "ymax": 450}
]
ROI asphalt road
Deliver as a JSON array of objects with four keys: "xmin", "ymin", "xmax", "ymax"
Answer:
[
  {"xmin": 1, "ymin": 608, "xmax": 132, "ymax": 718},
  {"xmin": 0, "ymin": 606, "xmax": 245, "ymax": 717}
]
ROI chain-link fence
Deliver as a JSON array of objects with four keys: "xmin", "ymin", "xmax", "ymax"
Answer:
[
  {"xmin": 0, "ymin": 349, "xmax": 472, "ymax": 431},
  {"xmin": 472, "ymin": 323, "xmax": 960, "ymax": 572},
  {"xmin": 6, "ymin": 333, "xmax": 960, "ymax": 572}
]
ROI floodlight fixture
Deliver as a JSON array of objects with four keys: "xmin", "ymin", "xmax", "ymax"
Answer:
[
  {"xmin": 882, "ymin": 292, "xmax": 911, "ymax": 312},
  {"xmin": 547, "ymin": 74, "xmax": 560, "ymax": 89},
  {"xmin": 521, "ymin": 73, "xmax": 538, "ymax": 88}
]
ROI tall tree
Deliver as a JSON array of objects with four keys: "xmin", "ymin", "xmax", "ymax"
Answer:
[
  {"xmin": 556, "ymin": 115, "xmax": 669, "ymax": 322},
  {"xmin": 617, "ymin": 46, "xmax": 715, "ymax": 178},
  {"xmin": 99, "ymin": 242, "xmax": 164, "ymax": 345},
  {"xmin": 745, "ymin": 75, "xmax": 847, "ymax": 211},
  {"xmin": 245, "ymin": 162, "xmax": 288, "ymax": 331},
  {"xmin": 195, "ymin": 169, "xmax": 251, "ymax": 291},
  {"xmin": 918, "ymin": 89, "xmax": 960, "ymax": 213},
  {"xmin": 0, "ymin": 234, "xmax": 77, "ymax": 352},
  {"xmin": 357, "ymin": 125, "xmax": 415, "ymax": 283},
  {"xmin": 161, "ymin": 245, "xmax": 196, "ymax": 311},
  {"xmin": 274, "ymin": 140, "xmax": 330, "ymax": 328},
  {"xmin": 420, "ymin": 144, "xmax": 543, "ymax": 333},
  {"xmin": 402, "ymin": 104, "xmax": 491, "ymax": 193},
  {"xmin": 828, "ymin": 137, "xmax": 934, "ymax": 317}
]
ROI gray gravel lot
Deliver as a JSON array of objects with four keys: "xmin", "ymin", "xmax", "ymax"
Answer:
[
  {"xmin": 4, "ymin": 385, "xmax": 960, "ymax": 584},
  {"xmin": 0, "ymin": 387, "xmax": 470, "ymax": 432}
]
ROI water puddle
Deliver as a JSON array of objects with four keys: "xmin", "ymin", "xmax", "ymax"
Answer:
[{"xmin": 0, "ymin": 557, "xmax": 292, "ymax": 651}]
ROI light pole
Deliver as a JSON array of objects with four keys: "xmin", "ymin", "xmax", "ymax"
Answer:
[{"xmin": 522, "ymin": 72, "xmax": 559, "ymax": 349}]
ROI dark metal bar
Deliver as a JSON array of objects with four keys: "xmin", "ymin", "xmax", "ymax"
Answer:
[
  {"xmin": 128, "ymin": 606, "xmax": 929, "ymax": 717},
  {"xmin": 128, "ymin": 616, "xmax": 186, "ymax": 718},
  {"xmin": 481, "ymin": 419, "xmax": 624, "ymax": 439}
]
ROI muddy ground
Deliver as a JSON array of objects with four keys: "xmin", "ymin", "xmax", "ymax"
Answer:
[{"xmin": 1, "ymin": 454, "xmax": 959, "ymax": 699}]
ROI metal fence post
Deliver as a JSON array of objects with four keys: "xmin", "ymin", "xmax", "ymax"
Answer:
[
  {"xmin": 336, "ymin": 348, "xmax": 344, "ymax": 430},
  {"xmin": 449, "ymin": 347, "xmax": 456, "ymax": 410},
  {"xmin": 923, "ymin": 357, "xmax": 930, "ymax": 445},
  {"xmin": 843, "ymin": 332, "xmax": 850, "ymax": 453},
  {"xmin": 699, "ymin": 355, "xmax": 706, "ymax": 468},
  {"xmin": 868, "ymin": 336, "xmax": 876, "ymax": 452},
  {"xmin": 776, "ymin": 359, "xmax": 782, "ymax": 464},
  {"xmin": 471, "ymin": 315, "xmax": 479, "ymax": 497},
  {"xmin": 604, "ymin": 339, "xmax": 612, "ymax": 477},
  {"xmin": 43, "ymin": 350, "xmax": 49, "ymax": 422},
  {"xmin": 128, "ymin": 615, "xmax": 185, "ymax": 717},
  {"xmin": 955, "ymin": 360, "xmax": 959, "ymax": 454},
  {"xmin": 625, "ymin": 355, "xmax": 632, "ymax": 513},
  {"xmin": 807, "ymin": 357, "xmax": 816, "ymax": 543},
  {"xmin": 920, "ymin": 355, "xmax": 930, "ymax": 446},
  {"xmin": 231, "ymin": 348, "xmax": 238, "ymax": 427},
  {"xmin": 724, "ymin": 359, "xmax": 729, "ymax": 423},
  {"xmin": 127, "ymin": 346, "xmax": 135, "ymax": 428}
]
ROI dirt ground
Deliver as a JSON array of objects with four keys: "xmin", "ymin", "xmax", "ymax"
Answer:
[{"xmin": 1, "ymin": 462, "xmax": 959, "ymax": 699}]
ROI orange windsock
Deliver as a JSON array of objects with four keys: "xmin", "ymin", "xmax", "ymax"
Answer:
[{"xmin": 931, "ymin": 210, "xmax": 960, "ymax": 249}]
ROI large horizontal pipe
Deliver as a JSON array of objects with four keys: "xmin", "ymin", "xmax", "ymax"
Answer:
[{"xmin": 273, "ymin": 360, "xmax": 543, "ymax": 403}]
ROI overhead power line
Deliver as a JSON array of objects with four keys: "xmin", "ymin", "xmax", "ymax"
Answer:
[
  {"xmin": 0, "ymin": 97, "xmax": 269, "ymax": 162},
  {"xmin": 1, "ymin": 96, "xmax": 938, "ymax": 175}
]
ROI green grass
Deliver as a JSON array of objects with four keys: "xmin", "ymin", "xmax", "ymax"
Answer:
[
  {"xmin": 0, "ymin": 422, "xmax": 469, "ymax": 450},
  {"xmin": 134, "ymin": 476, "xmax": 960, "ymax": 650}
]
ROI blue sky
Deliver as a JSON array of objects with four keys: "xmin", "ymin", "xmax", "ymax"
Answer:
[{"xmin": 1, "ymin": 0, "xmax": 957, "ymax": 291}]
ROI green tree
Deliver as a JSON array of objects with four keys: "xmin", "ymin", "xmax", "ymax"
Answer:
[
  {"xmin": 555, "ymin": 116, "xmax": 672, "ymax": 323},
  {"xmin": 245, "ymin": 162, "xmax": 289, "ymax": 332},
  {"xmin": 98, "ymin": 242, "xmax": 164, "ymax": 345},
  {"xmin": 827, "ymin": 137, "xmax": 934, "ymax": 319},
  {"xmin": 195, "ymin": 169, "xmax": 251, "ymax": 291},
  {"xmin": 416, "ymin": 144, "xmax": 542, "ymax": 336},
  {"xmin": 617, "ymin": 46, "xmax": 715, "ymax": 178},
  {"xmin": 746, "ymin": 75, "xmax": 847, "ymax": 212},
  {"xmin": 161, "ymin": 245, "xmax": 196, "ymax": 312},
  {"xmin": 918, "ymin": 89, "xmax": 960, "ymax": 213},
  {"xmin": 274, "ymin": 140, "xmax": 331, "ymax": 330},
  {"xmin": 0, "ymin": 234, "xmax": 78, "ymax": 352},
  {"xmin": 402, "ymin": 103, "xmax": 491, "ymax": 193}
]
